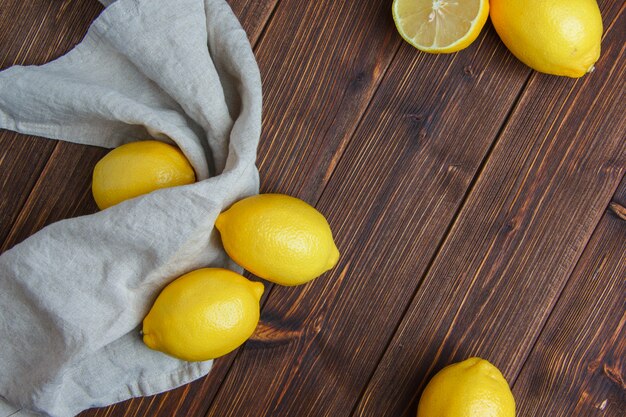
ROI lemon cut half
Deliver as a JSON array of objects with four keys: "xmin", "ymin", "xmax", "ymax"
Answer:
[{"xmin": 392, "ymin": 0, "xmax": 489, "ymax": 53}]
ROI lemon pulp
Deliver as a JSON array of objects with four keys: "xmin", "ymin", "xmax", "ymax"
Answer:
[{"xmin": 393, "ymin": 0, "xmax": 489, "ymax": 53}]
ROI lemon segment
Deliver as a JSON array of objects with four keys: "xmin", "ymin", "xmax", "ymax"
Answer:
[
  {"xmin": 392, "ymin": 0, "xmax": 489, "ymax": 53},
  {"xmin": 215, "ymin": 194, "xmax": 340, "ymax": 286},
  {"xmin": 417, "ymin": 357, "xmax": 516, "ymax": 417},
  {"xmin": 490, "ymin": 0, "xmax": 603, "ymax": 77},
  {"xmin": 92, "ymin": 140, "xmax": 196, "ymax": 210},
  {"xmin": 142, "ymin": 268, "xmax": 264, "ymax": 361}
]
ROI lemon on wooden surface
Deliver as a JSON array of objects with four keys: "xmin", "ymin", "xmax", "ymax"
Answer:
[
  {"xmin": 92, "ymin": 140, "xmax": 196, "ymax": 210},
  {"xmin": 142, "ymin": 268, "xmax": 264, "ymax": 361},
  {"xmin": 490, "ymin": 0, "xmax": 603, "ymax": 78},
  {"xmin": 215, "ymin": 194, "xmax": 340, "ymax": 286},
  {"xmin": 392, "ymin": 0, "xmax": 489, "ymax": 53},
  {"xmin": 417, "ymin": 357, "xmax": 516, "ymax": 417}
]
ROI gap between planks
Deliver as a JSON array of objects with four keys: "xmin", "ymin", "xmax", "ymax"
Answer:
[{"xmin": 347, "ymin": 4, "xmax": 625, "ymax": 415}]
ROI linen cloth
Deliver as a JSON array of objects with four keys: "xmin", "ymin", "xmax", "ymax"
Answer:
[{"xmin": 0, "ymin": 0, "xmax": 262, "ymax": 415}]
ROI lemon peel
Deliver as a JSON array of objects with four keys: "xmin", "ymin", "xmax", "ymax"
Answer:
[
  {"xmin": 92, "ymin": 140, "xmax": 195, "ymax": 209},
  {"xmin": 215, "ymin": 194, "xmax": 339, "ymax": 286},
  {"xmin": 142, "ymin": 268, "xmax": 264, "ymax": 361},
  {"xmin": 417, "ymin": 357, "xmax": 516, "ymax": 417}
]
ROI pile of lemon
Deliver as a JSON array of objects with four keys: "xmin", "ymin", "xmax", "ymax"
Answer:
[
  {"xmin": 91, "ymin": 140, "xmax": 340, "ymax": 362},
  {"xmin": 392, "ymin": 0, "xmax": 603, "ymax": 78}
]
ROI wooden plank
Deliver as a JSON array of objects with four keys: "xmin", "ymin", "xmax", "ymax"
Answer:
[
  {"xmin": 348, "ymin": 6, "xmax": 626, "ymax": 417},
  {"xmin": 0, "ymin": 0, "xmax": 103, "ymax": 243},
  {"xmin": 202, "ymin": 14, "xmax": 544, "ymax": 417},
  {"xmin": 253, "ymin": 0, "xmax": 402, "ymax": 201},
  {"xmin": 7, "ymin": 0, "xmax": 405, "ymax": 415},
  {"xmin": 209, "ymin": 2, "xmax": 623, "ymax": 415},
  {"xmin": 0, "ymin": 1, "xmax": 272, "ymax": 416},
  {"xmin": 0, "ymin": 133, "xmax": 56, "ymax": 243},
  {"xmin": 0, "ymin": 143, "xmax": 103, "ymax": 251},
  {"xmin": 0, "ymin": 2, "xmax": 620, "ymax": 417},
  {"xmin": 0, "ymin": 0, "xmax": 271, "ymax": 251},
  {"xmin": 226, "ymin": 0, "xmax": 278, "ymax": 45},
  {"xmin": 512, "ymin": 178, "xmax": 626, "ymax": 417},
  {"xmin": 0, "ymin": 0, "xmax": 102, "ymax": 69}
]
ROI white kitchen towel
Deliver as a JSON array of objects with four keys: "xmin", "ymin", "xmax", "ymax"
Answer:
[{"xmin": 0, "ymin": 0, "xmax": 261, "ymax": 416}]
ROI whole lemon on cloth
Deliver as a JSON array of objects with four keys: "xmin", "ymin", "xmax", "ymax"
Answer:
[
  {"xmin": 92, "ymin": 140, "xmax": 196, "ymax": 210},
  {"xmin": 392, "ymin": 0, "xmax": 489, "ymax": 53},
  {"xmin": 490, "ymin": 0, "xmax": 603, "ymax": 78},
  {"xmin": 417, "ymin": 357, "xmax": 515, "ymax": 417},
  {"xmin": 142, "ymin": 268, "xmax": 264, "ymax": 361},
  {"xmin": 215, "ymin": 194, "xmax": 340, "ymax": 286}
]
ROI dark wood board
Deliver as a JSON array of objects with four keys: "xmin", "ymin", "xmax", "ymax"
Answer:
[
  {"xmin": 86, "ymin": 0, "xmax": 408, "ymax": 414},
  {"xmin": 204, "ymin": 2, "xmax": 625, "ymax": 416},
  {"xmin": 203, "ymin": 12, "xmax": 535, "ymax": 417},
  {"xmin": 0, "ymin": 132, "xmax": 56, "ymax": 244},
  {"xmin": 0, "ymin": 0, "xmax": 103, "ymax": 245},
  {"xmin": 512, "ymin": 178, "xmax": 626, "ymax": 416},
  {"xmin": 226, "ymin": 0, "xmax": 278, "ymax": 45},
  {"xmin": 0, "ymin": 0, "xmax": 624, "ymax": 416},
  {"xmin": 350, "ymin": 5, "xmax": 626, "ymax": 416},
  {"xmin": 205, "ymin": 31, "xmax": 530, "ymax": 417},
  {"xmin": 253, "ymin": 0, "xmax": 403, "ymax": 202},
  {"xmin": 0, "ymin": 0, "xmax": 279, "ymax": 416}
]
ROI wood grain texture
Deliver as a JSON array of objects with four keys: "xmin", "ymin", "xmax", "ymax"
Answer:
[
  {"xmin": 0, "ymin": 132, "xmax": 56, "ymax": 243},
  {"xmin": 204, "ymin": 18, "xmax": 535, "ymax": 417},
  {"xmin": 0, "ymin": 143, "xmax": 104, "ymax": 251},
  {"xmin": 253, "ymin": 0, "xmax": 401, "ymax": 201},
  {"xmin": 351, "ymin": 5, "xmax": 626, "ymax": 416},
  {"xmin": 0, "ymin": 0, "xmax": 103, "ymax": 244},
  {"xmin": 0, "ymin": 0, "xmax": 102, "ymax": 70},
  {"xmin": 226, "ymin": 0, "xmax": 278, "ymax": 45},
  {"xmin": 0, "ymin": 1, "xmax": 271, "ymax": 416},
  {"xmin": 5, "ymin": 0, "xmax": 404, "ymax": 414},
  {"xmin": 512, "ymin": 177, "xmax": 626, "ymax": 417},
  {"xmin": 0, "ymin": 0, "xmax": 624, "ymax": 416},
  {"xmin": 94, "ymin": 0, "xmax": 404, "ymax": 414}
]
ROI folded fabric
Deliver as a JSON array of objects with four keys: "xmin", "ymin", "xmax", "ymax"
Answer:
[{"xmin": 0, "ymin": 0, "xmax": 261, "ymax": 415}]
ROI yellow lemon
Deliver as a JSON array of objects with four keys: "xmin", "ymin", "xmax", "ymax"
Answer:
[
  {"xmin": 392, "ymin": 0, "xmax": 489, "ymax": 53},
  {"xmin": 215, "ymin": 194, "xmax": 340, "ymax": 286},
  {"xmin": 92, "ymin": 140, "xmax": 196, "ymax": 210},
  {"xmin": 417, "ymin": 357, "xmax": 516, "ymax": 417},
  {"xmin": 142, "ymin": 268, "xmax": 264, "ymax": 361},
  {"xmin": 490, "ymin": 0, "xmax": 603, "ymax": 77}
]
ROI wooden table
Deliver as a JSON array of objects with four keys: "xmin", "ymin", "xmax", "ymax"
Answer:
[{"xmin": 1, "ymin": 1, "xmax": 624, "ymax": 416}]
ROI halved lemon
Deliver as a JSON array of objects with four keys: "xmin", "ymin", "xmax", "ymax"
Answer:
[{"xmin": 392, "ymin": 0, "xmax": 489, "ymax": 53}]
